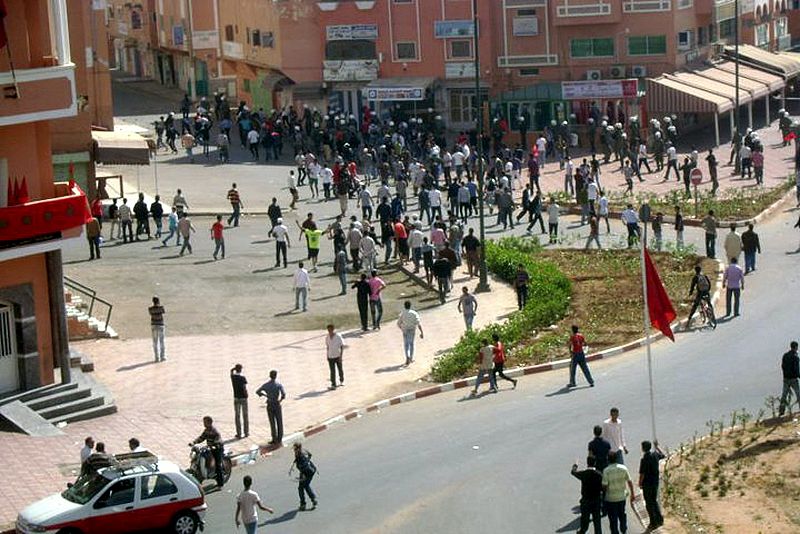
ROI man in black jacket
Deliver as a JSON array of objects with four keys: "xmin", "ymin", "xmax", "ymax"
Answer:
[
  {"xmin": 150, "ymin": 195, "xmax": 164, "ymax": 238},
  {"xmin": 779, "ymin": 341, "xmax": 800, "ymax": 416},
  {"xmin": 741, "ymin": 223, "xmax": 761, "ymax": 274},
  {"xmin": 571, "ymin": 456, "xmax": 603, "ymax": 534},
  {"xmin": 351, "ymin": 274, "xmax": 371, "ymax": 332},
  {"xmin": 133, "ymin": 193, "xmax": 150, "ymax": 240}
]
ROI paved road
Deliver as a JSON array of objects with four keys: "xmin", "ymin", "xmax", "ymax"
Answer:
[{"xmin": 201, "ymin": 201, "xmax": 800, "ymax": 533}]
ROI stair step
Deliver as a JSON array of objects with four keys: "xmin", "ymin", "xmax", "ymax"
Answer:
[
  {"xmin": 28, "ymin": 387, "xmax": 91, "ymax": 411},
  {"xmin": 50, "ymin": 402, "xmax": 117, "ymax": 424},
  {"xmin": 0, "ymin": 382, "xmax": 78, "ymax": 407},
  {"xmin": 39, "ymin": 394, "xmax": 104, "ymax": 420}
]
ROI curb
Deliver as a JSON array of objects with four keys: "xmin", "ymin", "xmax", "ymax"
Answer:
[{"xmin": 229, "ymin": 259, "xmax": 726, "ymax": 468}]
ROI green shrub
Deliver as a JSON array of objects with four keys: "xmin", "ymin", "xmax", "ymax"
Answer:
[{"xmin": 430, "ymin": 237, "xmax": 571, "ymax": 382}]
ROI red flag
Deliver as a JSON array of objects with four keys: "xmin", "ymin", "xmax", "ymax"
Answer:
[
  {"xmin": 644, "ymin": 248, "xmax": 676, "ymax": 341},
  {"xmin": 17, "ymin": 175, "xmax": 28, "ymax": 204},
  {"xmin": 784, "ymin": 132, "xmax": 796, "ymax": 142},
  {"xmin": 6, "ymin": 175, "xmax": 12, "ymax": 205},
  {"xmin": 0, "ymin": 0, "xmax": 8, "ymax": 50}
]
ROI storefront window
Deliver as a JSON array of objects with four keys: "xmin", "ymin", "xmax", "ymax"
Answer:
[
  {"xmin": 570, "ymin": 38, "xmax": 614, "ymax": 58},
  {"xmin": 755, "ymin": 23, "xmax": 769, "ymax": 47},
  {"xmin": 449, "ymin": 89, "xmax": 486, "ymax": 124},
  {"xmin": 627, "ymin": 35, "xmax": 667, "ymax": 56},
  {"xmin": 718, "ymin": 19, "xmax": 734, "ymax": 40},
  {"xmin": 325, "ymin": 40, "xmax": 377, "ymax": 61}
]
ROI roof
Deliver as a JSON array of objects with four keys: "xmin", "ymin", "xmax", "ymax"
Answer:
[
  {"xmin": 92, "ymin": 130, "xmax": 151, "ymax": 166},
  {"xmin": 725, "ymin": 44, "xmax": 800, "ymax": 78},
  {"xmin": 647, "ymin": 77, "xmax": 732, "ymax": 114}
]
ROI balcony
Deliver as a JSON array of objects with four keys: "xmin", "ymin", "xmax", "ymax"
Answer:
[
  {"xmin": 323, "ymin": 60, "xmax": 379, "ymax": 82},
  {"xmin": 555, "ymin": 1, "xmax": 619, "ymax": 25},
  {"xmin": 0, "ymin": 181, "xmax": 92, "ymax": 245},
  {"xmin": 497, "ymin": 54, "xmax": 559, "ymax": 67},
  {"xmin": 0, "ymin": 0, "xmax": 76, "ymax": 127},
  {"xmin": 623, "ymin": 0, "xmax": 671, "ymax": 12}
]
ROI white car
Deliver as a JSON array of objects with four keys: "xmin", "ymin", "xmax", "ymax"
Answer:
[{"xmin": 16, "ymin": 452, "xmax": 207, "ymax": 534}]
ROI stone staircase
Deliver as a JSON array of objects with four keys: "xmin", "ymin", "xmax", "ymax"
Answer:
[{"xmin": 65, "ymin": 290, "xmax": 117, "ymax": 341}]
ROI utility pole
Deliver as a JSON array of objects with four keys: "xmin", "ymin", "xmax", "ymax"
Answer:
[
  {"xmin": 472, "ymin": 0, "xmax": 489, "ymax": 292},
  {"xmin": 185, "ymin": 0, "xmax": 196, "ymax": 100}
]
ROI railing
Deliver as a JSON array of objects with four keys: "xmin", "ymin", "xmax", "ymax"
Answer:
[
  {"xmin": 505, "ymin": 0, "xmax": 548, "ymax": 6},
  {"xmin": 557, "ymin": 2, "xmax": 611, "ymax": 16},
  {"xmin": 64, "ymin": 276, "xmax": 113, "ymax": 333},
  {"xmin": 497, "ymin": 54, "xmax": 559, "ymax": 67},
  {"xmin": 623, "ymin": 0, "xmax": 671, "ymax": 12}
]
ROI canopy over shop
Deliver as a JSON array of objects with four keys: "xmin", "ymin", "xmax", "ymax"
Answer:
[
  {"xmin": 647, "ymin": 59, "xmax": 786, "ymax": 147},
  {"xmin": 91, "ymin": 130, "xmax": 152, "ymax": 198}
]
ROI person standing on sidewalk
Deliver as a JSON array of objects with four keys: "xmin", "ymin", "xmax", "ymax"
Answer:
[
  {"xmin": 674, "ymin": 206, "xmax": 685, "ymax": 249},
  {"xmin": 723, "ymin": 257, "xmax": 744, "ymax": 317},
  {"xmin": 211, "ymin": 215, "xmax": 225, "ymax": 260},
  {"xmin": 470, "ymin": 338, "xmax": 497, "ymax": 396},
  {"xmin": 86, "ymin": 217, "xmax": 101, "ymax": 260},
  {"xmin": 293, "ymin": 262, "xmax": 311, "ymax": 312},
  {"xmin": 351, "ymin": 273, "xmax": 371, "ymax": 331},
  {"xmin": 230, "ymin": 364, "xmax": 248, "ymax": 439},
  {"xmin": 702, "ymin": 210, "xmax": 718, "ymax": 259},
  {"xmin": 779, "ymin": 341, "xmax": 800, "ymax": 416},
  {"xmin": 492, "ymin": 333, "xmax": 518, "ymax": 389},
  {"xmin": 514, "ymin": 264, "xmax": 530, "ymax": 310},
  {"xmin": 723, "ymin": 223, "xmax": 742, "ymax": 264},
  {"xmin": 227, "ymin": 183, "xmax": 243, "ymax": 227},
  {"xmin": 741, "ymin": 223, "xmax": 761, "ymax": 274},
  {"xmin": 368, "ymin": 270, "xmax": 386, "ymax": 330},
  {"xmin": 178, "ymin": 213, "xmax": 196, "ymax": 256},
  {"xmin": 292, "ymin": 442, "xmax": 318, "ymax": 511},
  {"xmin": 256, "ymin": 370, "xmax": 286, "ymax": 445},
  {"xmin": 639, "ymin": 440, "xmax": 666, "ymax": 531},
  {"xmin": 571, "ymin": 456, "xmax": 603, "ymax": 534},
  {"xmin": 602, "ymin": 453, "xmax": 635, "ymax": 534},
  {"xmin": 567, "ymin": 325, "xmax": 594, "ymax": 388},
  {"xmin": 603, "ymin": 408, "xmax": 628, "ymax": 464},
  {"xmin": 119, "ymin": 198, "xmax": 133, "ymax": 243},
  {"xmin": 148, "ymin": 296, "xmax": 166, "ymax": 362},
  {"xmin": 397, "ymin": 301, "xmax": 424, "ymax": 366},
  {"xmin": 235, "ymin": 475, "xmax": 273, "ymax": 534},
  {"xmin": 457, "ymin": 287, "xmax": 478, "ymax": 331},
  {"xmin": 325, "ymin": 324, "xmax": 345, "ymax": 389}
]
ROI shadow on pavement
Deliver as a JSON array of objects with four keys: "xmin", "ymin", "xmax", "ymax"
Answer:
[
  {"xmin": 374, "ymin": 364, "xmax": 406, "ymax": 374},
  {"xmin": 312, "ymin": 294, "xmax": 342, "ymax": 302},
  {"xmin": 456, "ymin": 390, "xmax": 494, "ymax": 401},
  {"xmin": 555, "ymin": 514, "xmax": 582, "ymax": 532},
  {"xmin": 193, "ymin": 259, "xmax": 216, "ymax": 265},
  {"xmin": 545, "ymin": 385, "xmax": 589, "ymax": 397},
  {"xmin": 261, "ymin": 509, "xmax": 298, "ymax": 526},
  {"xmin": 116, "ymin": 361, "xmax": 158, "ymax": 372},
  {"xmin": 159, "ymin": 254, "xmax": 183, "ymax": 260},
  {"xmin": 295, "ymin": 389, "xmax": 329, "ymax": 400},
  {"xmin": 63, "ymin": 258, "xmax": 93, "ymax": 265}
]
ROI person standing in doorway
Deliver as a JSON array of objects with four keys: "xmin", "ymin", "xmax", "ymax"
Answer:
[
  {"xmin": 741, "ymin": 223, "xmax": 761, "ymax": 274},
  {"xmin": 227, "ymin": 183, "xmax": 243, "ymax": 227},
  {"xmin": 514, "ymin": 264, "xmax": 530, "ymax": 310},
  {"xmin": 230, "ymin": 364, "xmax": 248, "ymax": 439},
  {"xmin": 148, "ymin": 296, "xmax": 166, "ymax": 362},
  {"xmin": 567, "ymin": 325, "xmax": 594, "ymax": 388},
  {"xmin": 602, "ymin": 453, "xmax": 635, "ymax": 534},
  {"xmin": 325, "ymin": 324, "xmax": 345, "ymax": 389},
  {"xmin": 779, "ymin": 341, "xmax": 800, "ymax": 416},
  {"xmin": 639, "ymin": 440, "xmax": 666, "ymax": 531},
  {"xmin": 397, "ymin": 301, "xmax": 424, "ymax": 366},
  {"xmin": 457, "ymin": 286, "xmax": 478, "ymax": 331},
  {"xmin": 702, "ymin": 210, "xmax": 718, "ymax": 259},
  {"xmin": 602, "ymin": 407, "xmax": 628, "ymax": 464},
  {"xmin": 723, "ymin": 257, "xmax": 744, "ymax": 317},
  {"xmin": 256, "ymin": 370, "xmax": 286, "ymax": 445},
  {"xmin": 293, "ymin": 262, "xmax": 311, "ymax": 312},
  {"xmin": 211, "ymin": 215, "xmax": 225, "ymax": 260},
  {"xmin": 235, "ymin": 475, "xmax": 273, "ymax": 534}
]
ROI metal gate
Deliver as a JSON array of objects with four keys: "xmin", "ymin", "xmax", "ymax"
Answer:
[{"xmin": 0, "ymin": 303, "xmax": 19, "ymax": 394}]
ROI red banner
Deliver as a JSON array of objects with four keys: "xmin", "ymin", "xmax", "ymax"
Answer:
[{"xmin": 0, "ymin": 181, "xmax": 93, "ymax": 242}]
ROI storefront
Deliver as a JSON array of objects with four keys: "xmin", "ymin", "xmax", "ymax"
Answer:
[{"xmin": 361, "ymin": 77, "xmax": 437, "ymax": 122}]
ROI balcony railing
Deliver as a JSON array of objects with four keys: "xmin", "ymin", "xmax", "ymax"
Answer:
[
  {"xmin": 624, "ymin": 0, "xmax": 671, "ymax": 12},
  {"xmin": 497, "ymin": 54, "xmax": 559, "ymax": 67},
  {"xmin": 0, "ymin": 182, "xmax": 92, "ymax": 243},
  {"xmin": 557, "ymin": 2, "xmax": 611, "ymax": 16}
]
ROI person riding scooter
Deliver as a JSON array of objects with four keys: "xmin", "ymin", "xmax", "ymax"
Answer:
[{"xmin": 191, "ymin": 415, "xmax": 225, "ymax": 487}]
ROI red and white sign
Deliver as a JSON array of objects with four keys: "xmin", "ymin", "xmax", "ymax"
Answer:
[
  {"xmin": 561, "ymin": 79, "xmax": 638, "ymax": 100},
  {"xmin": 690, "ymin": 168, "xmax": 703, "ymax": 186}
]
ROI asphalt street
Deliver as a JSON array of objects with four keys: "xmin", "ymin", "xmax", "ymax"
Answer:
[{"xmin": 201, "ymin": 200, "xmax": 800, "ymax": 534}]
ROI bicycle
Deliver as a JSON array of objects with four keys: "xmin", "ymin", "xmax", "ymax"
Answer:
[{"xmin": 698, "ymin": 297, "xmax": 717, "ymax": 329}]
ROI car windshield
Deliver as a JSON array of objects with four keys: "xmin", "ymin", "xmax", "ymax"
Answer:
[{"xmin": 61, "ymin": 472, "xmax": 111, "ymax": 505}]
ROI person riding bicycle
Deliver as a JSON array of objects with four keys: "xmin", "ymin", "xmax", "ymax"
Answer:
[
  {"xmin": 191, "ymin": 415, "xmax": 225, "ymax": 487},
  {"xmin": 686, "ymin": 265, "xmax": 714, "ymax": 327}
]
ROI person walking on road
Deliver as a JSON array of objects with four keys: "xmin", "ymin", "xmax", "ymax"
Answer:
[
  {"xmin": 603, "ymin": 408, "xmax": 628, "ymax": 464},
  {"xmin": 291, "ymin": 442, "xmax": 318, "ymax": 511},
  {"xmin": 723, "ymin": 223, "xmax": 742, "ymax": 263},
  {"xmin": 178, "ymin": 213, "xmax": 196, "ymax": 256},
  {"xmin": 211, "ymin": 215, "xmax": 225, "ymax": 260},
  {"xmin": 779, "ymin": 341, "xmax": 800, "ymax": 416},
  {"xmin": 702, "ymin": 210, "xmax": 718, "ymax": 259},
  {"xmin": 119, "ymin": 198, "xmax": 133, "ymax": 243},
  {"xmin": 256, "ymin": 370, "xmax": 286, "ymax": 445},
  {"xmin": 325, "ymin": 324, "xmax": 345, "ymax": 389},
  {"xmin": 352, "ymin": 273, "xmax": 371, "ymax": 331},
  {"xmin": 723, "ymin": 257, "xmax": 744, "ymax": 317},
  {"xmin": 639, "ymin": 440, "xmax": 666, "ymax": 531},
  {"xmin": 588, "ymin": 425, "xmax": 612, "ymax": 475},
  {"xmin": 235, "ymin": 475, "xmax": 273, "ymax": 534},
  {"xmin": 397, "ymin": 301, "xmax": 424, "ymax": 366},
  {"xmin": 293, "ymin": 262, "xmax": 311, "ymax": 312},
  {"xmin": 602, "ymin": 453, "xmax": 635, "ymax": 534},
  {"xmin": 148, "ymin": 296, "xmax": 166, "ymax": 362},
  {"xmin": 227, "ymin": 183, "xmax": 243, "ymax": 227},
  {"xmin": 471, "ymin": 338, "xmax": 497, "ymax": 396},
  {"xmin": 457, "ymin": 286, "xmax": 478, "ymax": 331},
  {"xmin": 269, "ymin": 218, "xmax": 290, "ymax": 268},
  {"xmin": 571, "ymin": 456, "xmax": 603, "ymax": 534},
  {"xmin": 567, "ymin": 325, "xmax": 594, "ymax": 388},
  {"xmin": 492, "ymin": 333, "xmax": 518, "ymax": 389},
  {"xmin": 368, "ymin": 270, "xmax": 386, "ymax": 330},
  {"xmin": 741, "ymin": 223, "xmax": 761, "ymax": 274},
  {"xmin": 162, "ymin": 207, "xmax": 179, "ymax": 246},
  {"xmin": 514, "ymin": 264, "xmax": 530, "ymax": 310},
  {"xmin": 230, "ymin": 364, "xmax": 248, "ymax": 439}
]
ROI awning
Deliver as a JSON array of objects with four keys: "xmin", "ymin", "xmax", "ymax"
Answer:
[
  {"xmin": 362, "ymin": 77, "xmax": 436, "ymax": 101},
  {"xmin": 724, "ymin": 44, "xmax": 800, "ymax": 78},
  {"xmin": 647, "ymin": 77, "xmax": 732, "ymax": 114},
  {"xmin": 712, "ymin": 62, "xmax": 785, "ymax": 92},
  {"xmin": 92, "ymin": 131, "xmax": 151, "ymax": 165}
]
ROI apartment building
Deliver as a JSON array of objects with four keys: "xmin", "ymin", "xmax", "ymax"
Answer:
[{"xmin": 0, "ymin": 0, "xmax": 94, "ymax": 394}]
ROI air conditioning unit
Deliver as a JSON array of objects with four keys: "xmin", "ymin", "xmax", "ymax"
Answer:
[
  {"xmin": 586, "ymin": 69, "xmax": 602, "ymax": 81},
  {"xmin": 609, "ymin": 65, "xmax": 625, "ymax": 79},
  {"xmin": 711, "ymin": 42, "xmax": 725, "ymax": 57},
  {"xmin": 631, "ymin": 65, "xmax": 647, "ymax": 78}
]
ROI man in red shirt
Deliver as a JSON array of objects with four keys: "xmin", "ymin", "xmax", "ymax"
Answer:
[
  {"xmin": 567, "ymin": 324, "xmax": 594, "ymax": 388},
  {"xmin": 211, "ymin": 215, "xmax": 225, "ymax": 260},
  {"xmin": 491, "ymin": 333, "xmax": 517, "ymax": 389},
  {"xmin": 394, "ymin": 218, "xmax": 409, "ymax": 263}
]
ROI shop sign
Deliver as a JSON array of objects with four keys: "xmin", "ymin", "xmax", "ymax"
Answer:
[
  {"xmin": 434, "ymin": 20, "xmax": 475, "ymax": 38},
  {"xmin": 324, "ymin": 60, "xmax": 379, "ymax": 82},
  {"xmin": 445, "ymin": 62, "xmax": 476, "ymax": 79},
  {"xmin": 513, "ymin": 16, "xmax": 538, "ymax": 36},
  {"xmin": 193, "ymin": 30, "xmax": 219, "ymax": 49},
  {"xmin": 561, "ymin": 79, "xmax": 638, "ymax": 100},
  {"xmin": 173, "ymin": 25, "xmax": 185, "ymax": 46},
  {"xmin": 363, "ymin": 86, "xmax": 425, "ymax": 101},
  {"xmin": 223, "ymin": 41, "xmax": 244, "ymax": 59},
  {"xmin": 326, "ymin": 24, "xmax": 379, "ymax": 41}
]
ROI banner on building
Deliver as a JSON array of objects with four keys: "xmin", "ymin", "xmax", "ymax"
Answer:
[
  {"xmin": 326, "ymin": 24, "xmax": 378, "ymax": 41},
  {"xmin": 445, "ymin": 62, "xmax": 476, "ymax": 79},
  {"xmin": 324, "ymin": 60, "xmax": 379, "ymax": 82},
  {"xmin": 363, "ymin": 87, "xmax": 425, "ymax": 101},
  {"xmin": 434, "ymin": 20, "xmax": 475, "ymax": 38},
  {"xmin": 193, "ymin": 30, "xmax": 219, "ymax": 49},
  {"xmin": 172, "ymin": 25, "xmax": 184, "ymax": 46},
  {"xmin": 561, "ymin": 79, "xmax": 638, "ymax": 100},
  {"xmin": 513, "ymin": 16, "xmax": 538, "ymax": 36}
]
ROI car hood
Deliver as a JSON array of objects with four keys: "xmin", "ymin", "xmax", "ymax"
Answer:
[{"xmin": 19, "ymin": 493, "xmax": 83, "ymax": 525}]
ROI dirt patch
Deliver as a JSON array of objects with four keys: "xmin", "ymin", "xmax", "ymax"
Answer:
[{"xmin": 663, "ymin": 416, "xmax": 800, "ymax": 533}]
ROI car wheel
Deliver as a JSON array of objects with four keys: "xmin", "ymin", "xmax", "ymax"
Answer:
[
  {"xmin": 172, "ymin": 511, "xmax": 199, "ymax": 534},
  {"xmin": 57, "ymin": 529, "xmax": 83, "ymax": 534}
]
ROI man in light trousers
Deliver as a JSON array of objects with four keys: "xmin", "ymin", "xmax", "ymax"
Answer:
[{"xmin": 397, "ymin": 301, "xmax": 424, "ymax": 365}]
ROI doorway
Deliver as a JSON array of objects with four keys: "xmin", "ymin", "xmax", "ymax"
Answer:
[{"xmin": 0, "ymin": 303, "xmax": 19, "ymax": 394}]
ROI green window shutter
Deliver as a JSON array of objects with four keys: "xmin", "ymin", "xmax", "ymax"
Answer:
[
  {"xmin": 571, "ymin": 39, "xmax": 592, "ymax": 58},
  {"xmin": 592, "ymin": 38, "xmax": 614, "ymax": 57},
  {"xmin": 628, "ymin": 36, "xmax": 647, "ymax": 55},
  {"xmin": 649, "ymin": 35, "xmax": 667, "ymax": 54}
]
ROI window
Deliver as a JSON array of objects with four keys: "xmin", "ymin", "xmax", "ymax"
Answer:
[
  {"xmin": 677, "ymin": 30, "xmax": 694, "ymax": 50},
  {"xmin": 570, "ymin": 38, "xmax": 614, "ymax": 58},
  {"xmin": 95, "ymin": 479, "xmax": 136, "ymax": 509},
  {"xmin": 393, "ymin": 0, "xmax": 413, "ymax": 3},
  {"xmin": 252, "ymin": 29, "xmax": 261, "ymax": 47},
  {"xmin": 449, "ymin": 89, "xmax": 486, "ymax": 124},
  {"xmin": 449, "ymin": 40, "xmax": 472, "ymax": 59},
  {"xmin": 224, "ymin": 25, "xmax": 234, "ymax": 41},
  {"xmin": 775, "ymin": 16, "xmax": 788, "ymax": 38},
  {"xmin": 517, "ymin": 8, "xmax": 536, "ymax": 15},
  {"xmin": 243, "ymin": 79, "xmax": 251, "ymax": 93},
  {"xmin": 627, "ymin": 35, "xmax": 666, "ymax": 56},
  {"xmin": 697, "ymin": 26, "xmax": 706, "ymax": 46},
  {"xmin": 140, "ymin": 475, "xmax": 178, "ymax": 500},
  {"xmin": 131, "ymin": 10, "xmax": 142, "ymax": 30},
  {"xmin": 396, "ymin": 41, "xmax": 417, "ymax": 60},
  {"xmin": 262, "ymin": 31, "xmax": 274, "ymax": 48},
  {"xmin": 755, "ymin": 23, "xmax": 769, "ymax": 47},
  {"xmin": 519, "ymin": 68, "xmax": 540, "ymax": 76},
  {"xmin": 325, "ymin": 40, "xmax": 377, "ymax": 60},
  {"xmin": 718, "ymin": 19, "xmax": 734, "ymax": 39}
]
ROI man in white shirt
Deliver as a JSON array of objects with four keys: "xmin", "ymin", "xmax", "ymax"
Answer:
[
  {"xmin": 293, "ymin": 261, "xmax": 311, "ymax": 312},
  {"xmin": 452, "ymin": 149, "xmax": 466, "ymax": 178},
  {"xmin": 409, "ymin": 224, "xmax": 425, "ymax": 273},
  {"xmin": 547, "ymin": 198, "xmax": 560, "ymax": 244},
  {"xmin": 325, "ymin": 324, "xmax": 345, "ymax": 389},
  {"xmin": 247, "ymin": 129, "xmax": 260, "ymax": 160},
  {"xmin": 621, "ymin": 204, "xmax": 640, "ymax": 249},
  {"xmin": 428, "ymin": 187, "xmax": 443, "ymax": 220},
  {"xmin": 269, "ymin": 218, "xmax": 290, "ymax": 268},
  {"xmin": 536, "ymin": 135, "xmax": 547, "ymax": 166},
  {"xmin": 663, "ymin": 144, "xmax": 679, "ymax": 181},
  {"xmin": 470, "ymin": 339, "xmax": 498, "ymax": 396},
  {"xmin": 80, "ymin": 436, "xmax": 95, "ymax": 463},
  {"xmin": 321, "ymin": 165, "xmax": 334, "ymax": 200},
  {"xmin": 397, "ymin": 301, "xmax": 424, "ymax": 365},
  {"xmin": 564, "ymin": 157, "xmax": 575, "ymax": 196},
  {"xmin": 602, "ymin": 407, "xmax": 628, "ymax": 464},
  {"xmin": 235, "ymin": 475, "xmax": 273, "ymax": 534}
]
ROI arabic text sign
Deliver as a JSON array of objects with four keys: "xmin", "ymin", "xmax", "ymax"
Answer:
[
  {"xmin": 326, "ymin": 24, "xmax": 379, "ymax": 41},
  {"xmin": 364, "ymin": 87, "xmax": 425, "ymax": 101},
  {"xmin": 434, "ymin": 20, "xmax": 475, "ymax": 38},
  {"xmin": 561, "ymin": 79, "xmax": 638, "ymax": 100}
]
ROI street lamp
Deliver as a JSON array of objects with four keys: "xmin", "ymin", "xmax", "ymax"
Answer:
[{"xmin": 472, "ymin": 0, "xmax": 490, "ymax": 292}]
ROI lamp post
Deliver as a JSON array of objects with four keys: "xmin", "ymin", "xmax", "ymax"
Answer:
[
  {"xmin": 734, "ymin": 0, "xmax": 740, "ymax": 144},
  {"xmin": 472, "ymin": 0, "xmax": 490, "ymax": 292}
]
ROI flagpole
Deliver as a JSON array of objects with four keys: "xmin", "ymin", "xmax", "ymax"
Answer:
[{"xmin": 639, "ymin": 204, "xmax": 658, "ymax": 442}]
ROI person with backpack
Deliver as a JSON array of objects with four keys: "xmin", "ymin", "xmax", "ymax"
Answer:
[
  {"xmin": 291, "ymin": 442, "xmax": 317, "ymax": 511},
  {"xmin": 686, "ymin": 265, "xmax": 714, "ymax": 328}
]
